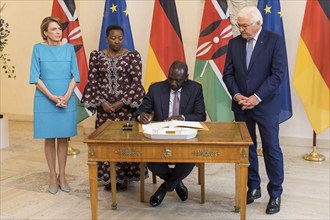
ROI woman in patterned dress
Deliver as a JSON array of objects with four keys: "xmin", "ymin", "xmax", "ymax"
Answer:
[
  {"xmin": 29, "ymin": 17, "xmax": 80, "ymax": 194},
  {"xmin": 81, "ymin": 25, "xmax": 147, "ymax": 191}
]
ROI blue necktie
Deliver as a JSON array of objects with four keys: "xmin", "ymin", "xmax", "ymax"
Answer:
[{"xmin": 246, "ymin": 39, "xmax": 254, "ymax": 69}]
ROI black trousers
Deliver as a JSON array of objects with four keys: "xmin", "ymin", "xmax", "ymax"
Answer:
[{"xmin": 148, "ymin": 162, "xmax": 195, "ymax": 191}]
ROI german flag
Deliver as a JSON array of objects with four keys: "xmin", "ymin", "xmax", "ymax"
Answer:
[
  {"xmin": 293, "ymin": 0, "xmax": 329, "ymax": 134},
  {"xmin": 144, "ymin": 0, "xmax": 185, "ymax": 91}
]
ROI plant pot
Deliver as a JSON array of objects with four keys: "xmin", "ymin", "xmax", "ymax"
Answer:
[{"xmin": 0, "ymin": 115, "xmax": 9, "ymax": 148}]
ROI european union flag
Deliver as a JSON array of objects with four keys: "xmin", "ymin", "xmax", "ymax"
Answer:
[
  {"xmin": 99, "ymin": 0, "xmax": 134, "ymax": 51},
  {"xmin": 257, "ymin": 0, "xmax": 293, "ymax": 123}
]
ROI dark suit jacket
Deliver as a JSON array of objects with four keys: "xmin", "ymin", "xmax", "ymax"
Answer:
[
  {"xmin": 223, "ymin": 29, "xmax": 288, "ymax": 116},
  {"xmin": 135, "ymin": 79, "xmax": 206, "ymax": 121}
]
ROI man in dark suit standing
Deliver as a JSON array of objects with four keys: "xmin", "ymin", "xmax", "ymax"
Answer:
[
  {"xmin": 135, "ymin": 60, "xmax": 206, "ymax": 207},
  {"xmin": 223, "ymin": 6, "xmax": 288, "ymax": 215}
]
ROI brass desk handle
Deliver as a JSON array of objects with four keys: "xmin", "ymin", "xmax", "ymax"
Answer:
[
  {"xmin": 115, "ymin": 149, "xmax": 141, "ymax": 156},
  {"xmin": 192, "ymin": 150, "xmax": 219, "ymax": 157}
]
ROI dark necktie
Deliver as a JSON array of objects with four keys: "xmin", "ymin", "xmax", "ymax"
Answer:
[
  {"xmin": 172, "ymin": 91, "xmax": 180, "ymax": 116},
  {"xmin": 246, "ymin": 38, "xmax": 254, "ymax": 68}
]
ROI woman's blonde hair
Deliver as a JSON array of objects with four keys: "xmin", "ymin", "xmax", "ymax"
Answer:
[{"xmin": 40, "ymin": 16, "xmax": 62, "ymax": 40}]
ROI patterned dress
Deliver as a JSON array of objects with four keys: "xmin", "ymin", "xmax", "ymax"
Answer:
[{"xmin": 81, "ymin": 50, "xmax": 148, "ymax": 186}]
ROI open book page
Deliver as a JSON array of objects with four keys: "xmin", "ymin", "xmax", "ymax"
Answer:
[{"xmin": 142, "ymin": 120, "xmax": 203, "ymax": 131}]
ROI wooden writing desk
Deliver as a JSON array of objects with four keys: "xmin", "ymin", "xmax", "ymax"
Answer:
[{"xmin": 84, "ymin": 121, "xmax": 252, "ymax": 220}]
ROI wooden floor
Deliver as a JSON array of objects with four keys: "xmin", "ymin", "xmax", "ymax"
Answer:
[{"xmin": 1, "ymin": 120, "xmax": 329, "ymax": 220}]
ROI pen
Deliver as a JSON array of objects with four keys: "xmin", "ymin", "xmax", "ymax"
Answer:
[{"xmin": 127, "ymin": 116, "xmax": 131, "ymax": 126}]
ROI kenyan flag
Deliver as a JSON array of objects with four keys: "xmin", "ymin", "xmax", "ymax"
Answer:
[
  {"xmin": 52, "ymin": 0, "xmax": 91, "ymax": 123},
  {"xmin": 193, "ymin": 0, "xmax": 234, "ymax": 122}
]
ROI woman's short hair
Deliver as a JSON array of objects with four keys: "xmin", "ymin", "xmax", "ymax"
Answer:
[
  {"xmin": 40, "ymin": 16, "xmax": 62, "ymax": 40},
  {"xmin": 106, "ymin": 25, "xmax": 124, "ymax": 37},
  {"xmin": 237, "ymin": 6, "xmax": 263, "ymax": 25}
]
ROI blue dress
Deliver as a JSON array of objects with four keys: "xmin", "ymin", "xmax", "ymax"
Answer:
[{"xmin": 29, "ymin": 43, "xmax": 80, "ymax": 138}]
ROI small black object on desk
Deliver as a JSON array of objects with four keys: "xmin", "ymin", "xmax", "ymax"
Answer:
[{"xmin": 122, "ymin": 116, "xmax": 133, "ymax": 131}]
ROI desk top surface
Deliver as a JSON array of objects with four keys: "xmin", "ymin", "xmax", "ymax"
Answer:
[{"xmin": 84, "ymin": 121, "xmax": 252, "ymax": 145}]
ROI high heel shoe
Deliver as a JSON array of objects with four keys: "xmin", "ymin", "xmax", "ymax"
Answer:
[
  {"xmin": 57, "ymin": 180, "xmax": 71, "ymax": 192},
  {"xmin": 48, "ymin": 184, "xmax": 58, "ymax": 194},
  {"xmin": 59, "ymin": 183, "xmax": 71, "ymax": 193},
  {"xmin": 57, "ymin": 177, "xmax": 71, "ymax": 193}
]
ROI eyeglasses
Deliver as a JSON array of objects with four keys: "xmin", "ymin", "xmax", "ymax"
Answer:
[{"xmin": 235, "ymin": 22, "xmax": 255, "ymax": 30}]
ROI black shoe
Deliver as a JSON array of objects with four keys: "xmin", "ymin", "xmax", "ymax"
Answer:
[
  {"xmin": 175, "ymin": 181, "xmax": 188, "ymax": 201},
  {"xmin": 266, "ymin": 196, "xmax": 281, "ymax": 214},
  {"xmin": 104, "ymin": 182, "xmax": 128, "ymax": 192},
  {"xmin": 104, "ymin": 184, "xmax": 111, "ymax": 191},
  {"xmin": 117, "ymin": 181, "xmax": 128, "ymax": 192},
  {"xmin": 149, "ymin": 183, "xmax": 167, "ymax": 207},
  {"xmin": 247, "ymin": 188, "xmax": 261, "ymax": 204}
]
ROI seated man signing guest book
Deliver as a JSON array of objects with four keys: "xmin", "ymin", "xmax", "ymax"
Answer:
[{"xmin": 135, "ymin": 60, "xmax": 206, "ymax": 207}]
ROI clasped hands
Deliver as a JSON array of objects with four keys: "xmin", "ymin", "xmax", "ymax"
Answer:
[
  {"xmin": 236, "ymin": 94, "xmax": 259, "ymax": 110},
  {"xmin": 102, "ymin": 101, "xmax": 124, "ymax": 113},
  {"xmin": 140, "ymin": 112, "xmax": 184, "ymax": 124},
  {"xmin": 52, "ymin": 95, "xmax": 68, "ymax": 108}
]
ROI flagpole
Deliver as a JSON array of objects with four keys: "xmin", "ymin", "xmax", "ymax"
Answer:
[{"xmin": 303, "ymin": 131, "xmax": 325, "ymax": 162}]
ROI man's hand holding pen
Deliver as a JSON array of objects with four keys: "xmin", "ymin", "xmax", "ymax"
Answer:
[{"xmin": 140, "ymin": 112, "xmax": 153, "ymax": 124}]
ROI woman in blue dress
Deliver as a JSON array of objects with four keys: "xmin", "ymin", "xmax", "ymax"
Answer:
[{"xmin": 29, "ymin": 16, "xmax": 80, "ymax": 194}]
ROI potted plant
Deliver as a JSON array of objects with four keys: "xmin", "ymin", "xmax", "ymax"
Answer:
[
  {"xmin": 0, "ymin": 3, "xmax": 15, "ymax": 79},
  {"xmin": 0, "ymin": 3, "xmax": 14, "ymax": 148}
]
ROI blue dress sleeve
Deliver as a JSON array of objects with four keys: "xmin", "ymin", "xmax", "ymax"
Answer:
[
  {"xmin": 70, "ymin": 44, "xmax": 80, "ymax": 83},
  {"xmin": 29, "ymin": 44, "xmax": 40, "ymax": 84}
]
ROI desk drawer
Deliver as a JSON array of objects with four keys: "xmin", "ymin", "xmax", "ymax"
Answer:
[{"xmin": 88, "ymin": 143, "xmax": 249, "ymax": 163}]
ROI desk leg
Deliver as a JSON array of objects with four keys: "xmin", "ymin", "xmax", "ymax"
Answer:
[
  {"xmin": 87, "ymin": 162, "xmax": 98, "ymax": 220},
  {"xmin": 235, "ymin": 163, "xmax": 240, "ymax": 212},
  {"xmin": 110, "ymin": 162, "xmax": 117, "ymax": 210},
  {"xmin": 239, "ymin": 163, "xmax": 249, "ymax": 220},
  {"xmin": 140, "ymin": 163, "xmax": 145, "ymax": 202},
  {"xmin": 199, "ymin": 163, "xmax": 205, "ymax": 204}
]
